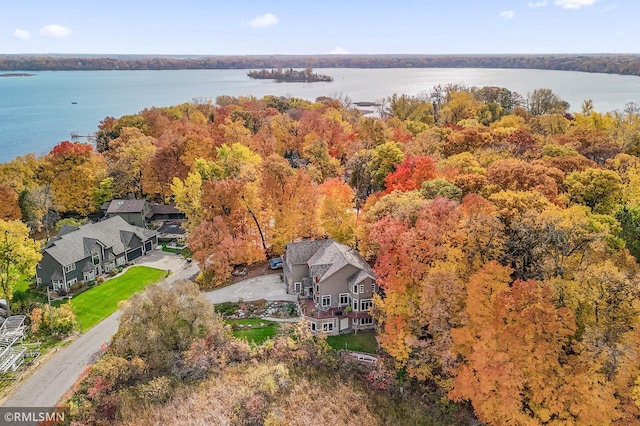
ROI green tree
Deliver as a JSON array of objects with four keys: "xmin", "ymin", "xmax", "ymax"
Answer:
[
  {"xmin": 110, "ymin": 280, "xmax": 217, "ymax": 375},
  {"xmin": 564, "ymin": 168, "xmax": 623, "ymax": 215},
  {"xmin": 0, "ymin": 220, "xmax": 41, "ymax": 316},
  {"xmin": 527, "ymin": 88, "xmax": 570, "ymax": 115},
  {"xmin": 368, "ymin": 142, "xmax": 404, "ymax": 192}
]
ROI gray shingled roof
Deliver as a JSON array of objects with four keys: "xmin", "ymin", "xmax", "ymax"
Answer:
[
  {"xmin": 105, "ymin": 199, "xmax": 147, "ymax": 214},
  {"xmin": 285, "ymin": 238, "xmax": 374, "ymax": 283},
  {"xmin": 43, "ymin": 216, "xmax": 157, "ymax": 266},
  {"xmin": 284, "ymin": 239, "xmax": 333, "ymax": 266}
]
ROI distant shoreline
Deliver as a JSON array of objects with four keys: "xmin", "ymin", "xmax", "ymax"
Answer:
[
  {"xmin": 2, "ymin": 54, "xmax": 640, "ymax": 78},
  {"xmin": 0, "ymin": 73, "xmax": 34, "ymax": 77}
]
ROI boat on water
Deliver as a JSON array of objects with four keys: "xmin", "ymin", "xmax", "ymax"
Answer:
[{"xmin": 71, "ymin": 101, "xmax": 78, "ymax": 104}]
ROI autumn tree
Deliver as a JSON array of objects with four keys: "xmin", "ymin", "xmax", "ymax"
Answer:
[
  {"xmin": 201, "ymin": 178, "xmax": 267, "ymax": 256},
  {"xmin": 371, "ymin": 197, "xmax": 463, "ymax": 384},
  {"xmin": 104, "ymin": 127, "xmax": 156, "ymax": 198},
  {"xmin": 450, "ymin": 266, "xmax": 619, "ymax": 425},
  {"xmin": 259, "ymin": 155, "xmax": 321, "ymax": 254},
  {"xmin": 171, "ymin": 171, "xmax": 203, "ymax": 232},
  {"xmin": 486, "ymin": 158, "xmax": 563, "ymax": 202},
  {"xmin": 0, "ymin": 186, "xmax": 21, "ymax": 221},
  {"xmin": 188, "ymin": 217, "xmax": 253, "ymax": 288},
  {"xmin": 383, "ymin": 155, "xmax": 437, "ymax": 194},
  {"xmin": 317, "ymin": 178, "xmax": 356, "ymax": 245},
  {"xmin": 39, "ymin": 141, "xmax": 106, "ymax": 216},
  {"xmin": 0, "ymin": 220, "xmax": 41, "ymax": 316}
]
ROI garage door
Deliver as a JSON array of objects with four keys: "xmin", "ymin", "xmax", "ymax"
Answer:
[{"xmin": 127, "ymin": 247, "xmax": 143, "ymax": 261}]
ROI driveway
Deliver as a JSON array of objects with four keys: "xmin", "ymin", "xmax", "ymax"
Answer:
[
  {"xmin": 1, "ymin": 250, "xmax": 199, "ymax": 409},
  {"xmin": 205, "ymin": 273, "xmax": 297, "ymax": 304}
]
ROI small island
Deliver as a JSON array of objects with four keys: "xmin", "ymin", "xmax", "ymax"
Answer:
[
  {"xmin": 247, "ymin": 67, "xmax": 333, "ymax": 83},
  {"xmin": 0, "ymin": 73, "xmax": 34, "ymax": 77}
]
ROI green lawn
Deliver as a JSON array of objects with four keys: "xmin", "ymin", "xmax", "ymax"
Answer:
[
  {"xmin": 226, "ymin": 318, "xmax": 278, "ymax": 344},
  {"xmin": 326, "ymin": 331, "xmax": 378, "ymax": 354},
  {"xmin": 66, "ymin": 266, "xmax": 166, "ymax": 331}
]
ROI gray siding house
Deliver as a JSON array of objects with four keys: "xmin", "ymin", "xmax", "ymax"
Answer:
[
  {"xmin": 103, "ymin": 199, "xmax": 152, "ymax": 228},
  {"xmin": 36, "ymin": 216, "xmax": 158, "ymax": 292},
  {"xmin": 283, "ymin": 239, "xmax": 376, "ymax": 336}
]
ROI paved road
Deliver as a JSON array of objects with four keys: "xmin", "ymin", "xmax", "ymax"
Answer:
[{"xmin": 1, "ymin": 250, "xmax": 200, "ymax": 409}]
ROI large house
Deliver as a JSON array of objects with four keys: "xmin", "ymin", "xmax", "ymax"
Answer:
[
  {"xmin": 36, "ymin": 216, "xmax": 158, "ymax": 292},
  {"xmin": 283, "ymin": 239, "xmax": 376, "ymax": 336},
  {"xmin": 102, "ymin": 199, "xmax": 184, "ymax": 228}
]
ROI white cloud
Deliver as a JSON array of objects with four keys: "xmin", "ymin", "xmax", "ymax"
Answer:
[
  {"xmin": 528, "ymin": 1, "xmax": 548, "ymax": 7},
  {"xmin": 329, "ymin": 46, "xmax": 348, "ymax": 54},
  {"xmin": 245, "ymin": 13, "xmax": 279, "ymax": 28},
  {"xmin": 554, "ymin": 0, "xmax": 597, "ymax": 9},
  {"xmin": 13, "ymin": 29, "xmax": 31, "ymax": 39},
  {"xmin": 39, "ymin": 24, "xmax": 73, "ymax": 37},
  {"xmin": 500, "ymin": 10, "xmax": 516, "ymax": 19}
]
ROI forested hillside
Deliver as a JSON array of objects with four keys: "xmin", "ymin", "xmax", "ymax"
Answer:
[{"xmin": 4, "ymin": 84, "xmax": 640, "ymax": 424}]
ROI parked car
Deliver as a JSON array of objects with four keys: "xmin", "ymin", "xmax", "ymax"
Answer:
[{"xmin": 269, "ymin": 257, "xmax": 283, "ymax": 269}]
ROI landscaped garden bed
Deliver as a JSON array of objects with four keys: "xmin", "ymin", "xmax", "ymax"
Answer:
[{"xmin": 214, "ymin": 299, "xmax": 299, "ymax": 320}]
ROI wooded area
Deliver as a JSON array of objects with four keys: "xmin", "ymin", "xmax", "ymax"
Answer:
[
  {"xmin": 2, "ymin": 54, "xmax": 640, "ymax": 77},
  {"xmin": 4, "ymin": 84, "xmax": 640, "ymax": 424}
]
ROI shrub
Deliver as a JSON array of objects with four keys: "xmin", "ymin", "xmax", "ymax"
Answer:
[
  {"xmin": 29, "ymin": 303, "xmax": 77, "ymax": 337},
  {"xmin": 96, "ymin": 276, "xmax": 105, "ymax": 285},
  {"xmin": 70, "ymin": 281, "xmax": 84, "ymax": 293}
]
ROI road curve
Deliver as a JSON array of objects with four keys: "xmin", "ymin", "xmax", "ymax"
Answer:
[{"xmin": 1, "ymin": 251, "xmax": 200, "ymax": 409}]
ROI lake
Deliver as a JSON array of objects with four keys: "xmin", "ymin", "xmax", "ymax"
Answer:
[{"xmin": 2, "ymin": 67, "xmax": 640, "ymax": 163}]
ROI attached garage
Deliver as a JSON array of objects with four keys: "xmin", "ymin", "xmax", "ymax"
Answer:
[{"xmin": 127, "ymin": 247, "xmax": 143, "ymax": 261}]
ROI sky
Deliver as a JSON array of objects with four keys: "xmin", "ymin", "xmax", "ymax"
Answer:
[{"xmin": 1, "ymin": 0, "xmax": 638, "ymax": 55}]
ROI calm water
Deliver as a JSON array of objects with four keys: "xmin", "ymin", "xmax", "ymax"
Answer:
[{"xmin": 2, "ymin": 68, "xmax": 640, "ymax": 162}]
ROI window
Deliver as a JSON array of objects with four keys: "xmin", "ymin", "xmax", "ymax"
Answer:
[
  {"xmin": 360, "ymin": 317, "xmax": 373, "ymax": 325},
  {"xmin": 52, "ymin": 280, "xmax": 63, "ymax": 290},
  {"xmin": 372, "ymin": 283, "xmax": 376, "ymax": 293},
  {"xmin": 359, "ymin": 284, "xmax": 365, "ymax": 294},
  {"xmin": 295, "ymin": 282, "xmax": 302, "ymax": 293},
  {"xmin": 67, "ymin": 278, "xmax": 77, "ymax": 286},
  {"xmin": 321, "ymin": 295, "xmax": 331, "ymax": 307},
  {"xmin": 92, "ymin": 253, "xmax": 100, "ymax": 265},
  {"xmin": 353, "ymin": 318, "xmax": 358, "ymax": 325},
  {"xmin": 84, "ymin": 271, "xmax": 95, "ymax": 281},
  {"xmin": 36, "ymin": 277, "xmax": 42, "ymax": 284},
  {"xmin": 353, "ymin": 285, "xmax": 358, "ymax": 294},
  {"xmin": 360, "ymin": 299, "xmax": 373, "ymax": 311},
  {"xmin": 315, "ymin": 283, "xmax": 319, "ymax": 294},
  {"xmin": 322, "ymin": 322, "xmax": 334, "ymax": 332},
  {"xmin": 64, "ymin": 263, "xmax": 76, "ymax": 273},
  {"xmin": 310, "ymin": 322, "xmax": 317, "ymax": 331},
  {"xmin": 116, "ymin": 257, "xmax": 125, "ymax": 266},
  {"xmin": 339, "ymin": 293, "xmax": 350, "ymax": 306},
  {"xmin": 352, "ymin": 298, "xmax": 359, "ymax": 312}
]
